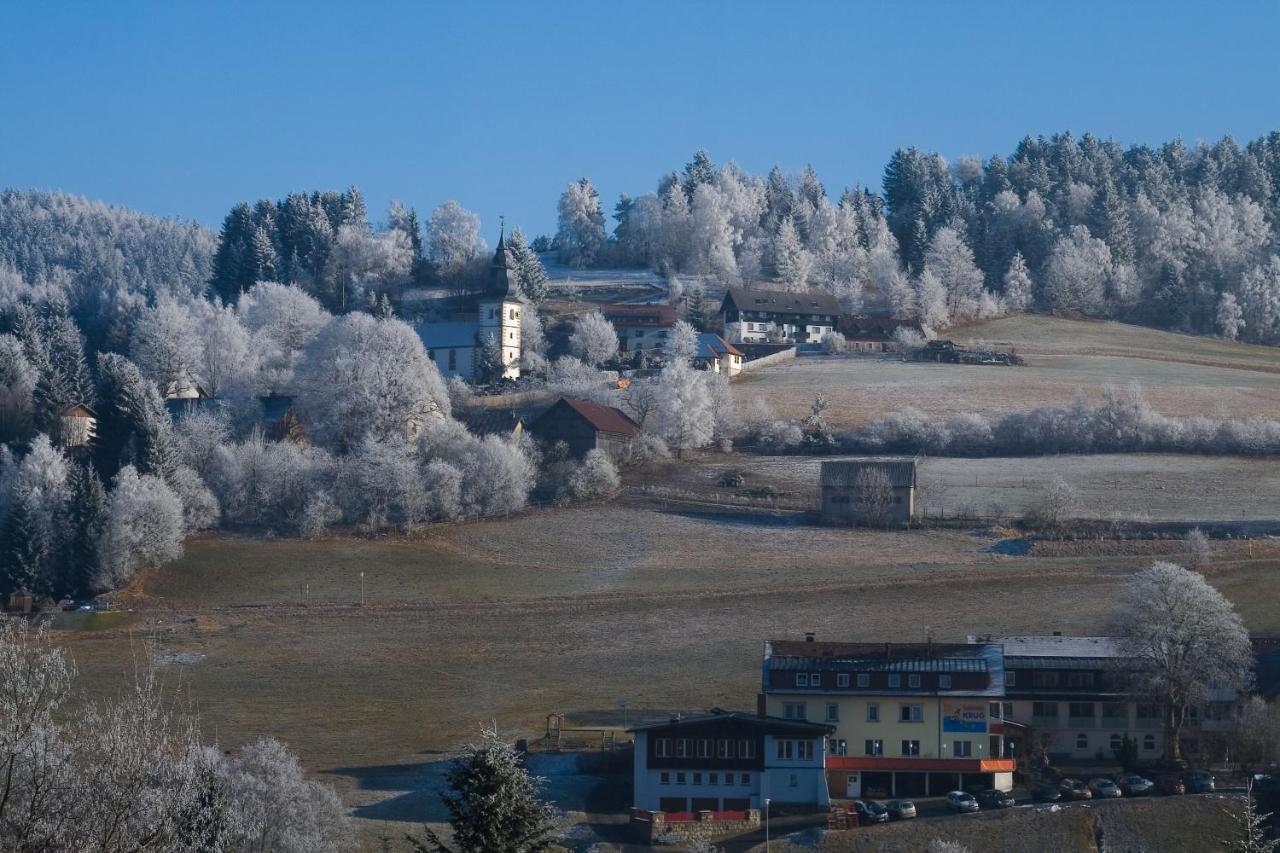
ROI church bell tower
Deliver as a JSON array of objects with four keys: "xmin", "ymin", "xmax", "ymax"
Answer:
[{"xmin": 477, "ymin": 223, "xmax": 523, "ymax": 381}]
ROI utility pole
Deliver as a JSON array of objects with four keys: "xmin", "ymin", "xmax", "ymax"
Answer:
[{"xmin": 360, "ymin": 572, "xmax": 365, "ymax": 607}]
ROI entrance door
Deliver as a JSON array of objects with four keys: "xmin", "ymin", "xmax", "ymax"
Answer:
[{"xmin": 845, "ymin": 773, "xmax": 861, "ymax": 798}]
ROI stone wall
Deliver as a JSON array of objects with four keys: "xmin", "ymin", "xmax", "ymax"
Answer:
[{"xmin": 631, "ymin": 809, "xmax": 762, "ymax": 844}]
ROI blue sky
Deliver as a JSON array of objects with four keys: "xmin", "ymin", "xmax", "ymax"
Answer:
[{"xmin": 2, "ymin": 1, "xmax": 1278, "ymax": 240}]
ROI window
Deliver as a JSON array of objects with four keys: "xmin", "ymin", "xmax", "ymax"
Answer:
[
  {"xmin": 789, "ymin": 773, "xmax": 798, "ymax": 788},
  {"xmin": 676, "ymin": 772, "xmax": 686, "ymax": 785},
  {"xmin": 826, "ymin": 703, "xmax": 839, "ymax": 722},
  {"xmin": 940, "ymin": 675, "xmax": 953, "ymax": 689},
  {"xmin": 717, "ymin": 740, "xmax": 732, "ymax": 759},
  {"xmin": 776, "ymin": 740, "xmax": 794, "ymax": 760},
  {"xmin": 784, "ymin": 703, "xmax": 807, "ymax": 720},
  {"xmin": 888, "ymin": 674, "xmax": 901, "ymax": 688},
  {"xmin": 989, "ymin": 703, "xmax": 1001, "ymax": 720},
  {"xmin": 1102, "ymin": 703, "xmax": 1128, "ymax": 723},
  {"xmin": 741, "ymin": 773, "xmax": 750, "ymax": 785},
  {"xmin": 900, "ymin": 704, "xmax": 924, "ymax": 723},
  {"xmin": 1032, "ymin": 702, "xmax": 1059, "ymax": 719},
  {"xmin": 908, "ymin": 674, "xmax": 921, "ymax": 689},
  {"xmin": 1110, "ymin": 734, "xmax": 1123, "ymax": 753},
  {"xmin": 696, "ymin": 739, "xmax": 712, "ymax": 759},
  {"xmin": 660, "ymin": 772, "xmax": 670, "ymax": 785},
  {"xmin": 810, "ymin": 673, "xmax": 821, "ymax": 687},
  {"xmin": 1002, "ymin": 702, "xmax": 1014, "ymax": 719},
  {"xmin": 1006, "ymin": 671, "xmax": 1017, "ymax": 687},
  {"xmin": 830, "ymin": 739, "xmax": 847, "ymax": 756},
  {"xmin": 1068, "ymin": 702, "xmax": 1095, "ymax": 719},
  {"xmin": 856, "ymin": 674, "xmax": 870, "ymax": 688},
  {"xmin": 738, "ymin": 739, "xmax": 754, "ymax": 759},
  {"xmin": 1143, "ymin": 734, "xmax": 1156, "ymax": 751},
  {"xmin": 692, "ymin": 772, "xmax": 702, "ymax": 785},
  {"xmin": 1076, "ymin": 734, "xmax": 1089, "ymax": 750},
  {"xmin": 676, "ymin": 739, "xmax": 691, "ymax": 758},
  {"xmin": 865, "ymin": 739, "xmax": 883, "ymax": 756},
  {"xmin": 1032, "ymin": 671, "xmax": 1060, "ymax": 688},
  {"xmin": 709, "ymin": 772, "xmax": 718, "ymax": 785},
  {"xmin": 796, "ymin": 673, "xmax": 809, "ymax": 687},
  {"xmin": 837, "ymin": 673, "xmax": 850, "ymax": 687},
  {"xmin": 655, "ymin": 738, "xmax": 672, "ymax": 758},
  {"xmin": 797, "ymin": 740, "xmax": 814, "ymax": 761},
  {"xmin": 953, "ymin": 740, "xmax": 973, "ymax": 757},
  {"xmin": 867, "ymin": 703, "xmax": 880, "ymax": 722},
  {"xmin": 1067, "ymin": 672, "xmax": 1096, "ymax": 689},
  {"xmin": 901, "ymin": 740, "xmax": 920, "ymax": 757}
]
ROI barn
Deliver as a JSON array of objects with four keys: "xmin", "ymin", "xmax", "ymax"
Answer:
[
  {"xmin": 820, "ymin": 458, "xmax": 917, "ymax": 527},
  {"xmin": 528, "ymin": 397, "xmax": 641, "ymax": 461}
]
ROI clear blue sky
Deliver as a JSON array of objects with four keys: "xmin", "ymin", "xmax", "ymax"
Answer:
[{"xmin": 3, "ymin": 1, "xmax": 1278, "ymax": 240}]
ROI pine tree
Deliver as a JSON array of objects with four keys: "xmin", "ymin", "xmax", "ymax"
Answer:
[
  {"xmin": 209, "ymin": 202, "xmax": 257, "ymax": 303},
  {"xmin": 1, "ymin": 488, "xmax": 49, "ymax": 596},
  {"xmin": 59, "ymin": 461, "xmax": 108, "ymax": 598},
  {"xmin": 408, "ymin": 726, "xmax": 558, "ymax": 853},
  {"xmin": 682, "ymin": 149, "xmax": 715, "ymax": 201},
  {"xmin": 507, "ymin": 227, "xmax": 548, "ymax": 304},
  {"xmin": 1003, "ymin": 252, "xmax": 1035, "ymax": 311},
  {"xmin": 93, "ymin": 352, "xmax": 180, "ymax": 483},
  {"xmin": 251, "ymin": 225, "xmax": 278, "ymax": 282},
  {"xmin": 684, "ymin": 279, "xmax": 708, "ymax": 329},
  {"xmin": 773, "ymin": 216, "xmax": 812, "ymax": 289}
]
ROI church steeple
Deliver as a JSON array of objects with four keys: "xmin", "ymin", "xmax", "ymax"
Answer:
[{"xmin": 486, "ymin": 220, "xmax": 520, "ymax": 300}]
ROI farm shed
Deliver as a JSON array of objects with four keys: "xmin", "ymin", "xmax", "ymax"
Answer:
[
  {"xmin": 528, "ymin": 397, "xmax": 641, "ymax": 461},
  {"xmin": 820, "ymin": 458, "xmax": 917, "ymax": 526}
]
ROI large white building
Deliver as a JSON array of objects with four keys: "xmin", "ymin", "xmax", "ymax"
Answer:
[{"xmin": 416, "ymin": 231, "xmax": 523, "ymax": 382}]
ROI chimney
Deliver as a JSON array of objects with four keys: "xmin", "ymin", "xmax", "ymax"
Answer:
[{"xmin": 805, "ymin": 632, "xmax": 816, "ymax": 643}]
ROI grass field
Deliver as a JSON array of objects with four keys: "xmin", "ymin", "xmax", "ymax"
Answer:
[
  {"xmin": 58, "ymin": 493, "xmax": 1280, "ymax": 848},
  {"xmin": 735, "ymin": 315, "xmax": 1280, "ymax": 429}
]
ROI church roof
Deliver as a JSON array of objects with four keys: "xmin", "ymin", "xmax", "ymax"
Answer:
[
  {"xmin": 416, "ymin": 321, "xmax": 480, "ymax": 349},
  {"xmin": 485, "ymin": 228, "xmax": 522, "ymax": 301}
]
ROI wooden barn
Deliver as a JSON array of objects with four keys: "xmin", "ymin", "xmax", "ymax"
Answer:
[
  {"xmin": 820, "ymin": 458, "xmax": 917, "ymax": 527},
  {"xmin": 529, "ymin": 397, "xmax": 641, "ymax": 460}
]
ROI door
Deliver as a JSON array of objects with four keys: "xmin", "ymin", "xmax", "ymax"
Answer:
[{"xmin": 845, "ymin": 772, "xmax": 861, "ymax": 798}]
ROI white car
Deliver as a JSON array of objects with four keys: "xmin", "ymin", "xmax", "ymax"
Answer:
[
  {"xmin": 946, "ymin": 790, "xmax": 980, "ymax": 813},
  {"xmin": 1088, "ymin": 778, "xmax": 1123, "ymax": 799}
]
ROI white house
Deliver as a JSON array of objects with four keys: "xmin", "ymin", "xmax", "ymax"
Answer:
[{"xmin": 628, "ymin": 709, "xmax": 832, "ymax": 814}]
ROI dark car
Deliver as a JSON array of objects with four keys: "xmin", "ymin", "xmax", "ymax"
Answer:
[
  {"xmin": 1156, "ymin": 774, "xmax": 1187, "ymax": 795},
  {"xmin": 1059, "ymin": 779, "xmax": 1093, "ymax": 801},
  {"xmin": 885, "ymin": 799, "xmax": 917, "ymax": 820},
  {"xmin": 1184, "ymin": 770, "xmax": 1216, "ymax": 793},
  {"xmin": 976, "ymin": 789, "xmax": 1016, "ymax": 809},
  {"xmin": 1089, "ymin": 778, "xmax": 1123, "ymax": 799},
  {"xmin": 1031, "ymin": 784, "xmax": 1063, "ymax": 803},
  {"xmin": 1118, "ymin": 775, "xmax": 1155, "ymax": 797},
  {"xmin": 851, "ymin": 800, "xmax": 889, "ymax": 825}
]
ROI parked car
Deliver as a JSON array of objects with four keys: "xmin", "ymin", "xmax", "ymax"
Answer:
[
  {"xmin": 1184, "ymin": 770, "xmax": 1216, "ymax": 793},
  {"xmin": 976, "ymin": 789, "xmax": 1015, "ymax": 808},
  {"xmin": 1155, "ymin": 774, "xmax": 1187, "ymax": 795},
  {"xmin": 851, "ymin": 800, "xmax": 889, "ymax": 825},
  {"xmin": 885, "ymin": 799, "xmax": 917, "ymax": 820},
  {"xmin": 946, "ymin": 791, "xmax": 980, "ymax": 813},
  {"xmin": 1031, "ymin": 784, "xmax": 1063, "ymax": 803},
  {"xmin": 1117, "ymin": 775, "xmax": 1155, "ymax": 797},
  {"xmin": 1089, "ymin": 778, "xmax": 1123, "ymax": 799},
  {"xmin": 1059, "ymin": 779, "xmax": 1093, "ymax": 801},
  {"xmin": 57, "ymin": 598, "xmax": 77, "ymax": 611}
]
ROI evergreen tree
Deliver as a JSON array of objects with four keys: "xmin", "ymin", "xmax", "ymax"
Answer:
[
  {"xmin": 209, "ymin": 202, "xmax": 257, "ymax": 303},
  {"xmin": 762, "ymin": 165, "xmax": 795, "ymax": 235},
  {"xmin": 1003, "ymin": 252, "xmax": 1035, "ymax": 311},
  {"xmin": 251, "ymin": 225, "xmax": 279, "ymax": 282},
  {"xmin": 408, "ymin": 726, "xmax": 558, "ymax": 853},
  {"xmin": 1, "ymin": 488, "xmax": 50, "ymax": 595},
  {"xmin": 773, "ymin": 216, "xmax": 812, "ymax": 289},
  {"xmin": 93, "ymin": 353, "xmax": 180, "ymax": 483},
  {"xmin": 59, "ymin": 461, "xmax": 108, "ymax": 598},
  {"xmin": 684, "ymin": 279, "xmax": 708, "ymax": 329},
  {"xmin": 506, "ymin": 228, "xmax": 548, "ymax": 304},
  {"xmin": 681, "ymin": 149, "xmax": 715, "ymax": 202},
  {"xmin": 41, "ymin": 308, "xmax": 94, "ymax": 408}
]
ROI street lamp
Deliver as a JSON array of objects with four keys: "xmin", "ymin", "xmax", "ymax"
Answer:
[{"xmin": 764, "ymin": 797, "xmax": 771, "ymax": 851}]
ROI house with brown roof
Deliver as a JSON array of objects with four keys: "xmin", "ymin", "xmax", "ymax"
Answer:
[
  {"xmin": 836, "ymin": 317, "xmax": 924, "ymax": 353},
  {"xmin": 693, "ymin": 333, "xmax": 744, "ymax": 376},
  {"xmin": 528, "ymin": 397, "xmax": 641, "ymax": 460},
  {"xmin": 600, "ymin": 304, "xmax": 677, "ymax": 355},
  {"xmin": 719, "ymin": 287, "xmax": 841, "ymax": 344}
]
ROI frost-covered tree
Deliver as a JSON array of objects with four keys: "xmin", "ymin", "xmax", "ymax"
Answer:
[
  {"xmin": 61, "ymin": 461, "xmax": 108, "ymax": 597},
  {"xmin": 915, "ymin": 269, "xmax": 949, "ymax": 332},
  {"xmin": 568, "ymin": 310, "xmax": 618, "ymax": 367},
  {"xmin": 193, "ymin": 300, "xmax": 255, "ymax": 397},
  {"xmin": 1216, "ymin": 292, "xmax": 1246, "ymax": 340},
  {"xmin": 97, "ymin": 465, "xmax": 184, "ymax": 589},
  {"xmin": 556, "ymin": 178, "xmax": 606, "ymax": 268},
  {"xmin": 1003, "ymin": 252, "xmax": 1034, "ymax": 311},
  {"xmin": 1042, "ymin": 225, "xmax": 1113, "ymax": 314},
  {"xmin": 427, "ymin": 201, "xmax": 484, "ymax": 277},
  {"xmin": 924, "ymin": 226, "xmax": 986, "ymax": 321},
  {"xmin": 654, "ymin": 359, "xmax": 714, "ymax": 454},
  {"xmin": 506, "ymin": 227, "xmax": 548, "ymax": 304},
  {"xmin": 293, "ymin": 314, "xmax": 450, "ymax": 452},
  {"xmin": 667, "ymin": 319, "xmax": 700, "ymax": 363},
  {"xmin": 93, "ymin": 352, "xmax": 182, "ymax": 483},
  {"xmin": 409, "ymin": 725, "xmax": 558, "ymax": 853},
  {"xmin": 324, "ymin": 224, "xmax": 412, "ymax": 311},
  {"xmin": 567, "ymin": 449, "xmax": 620, "ymax": 501},
  {"xmin": 1111, "ymin": 562, "xmax": 1253, "ymax": 764},
  {"xmin": 237, "ymin": 281, "xmax": 330, "ymax": 390},
  {"xmin": 854, "ymin": 468, "xmax": 894, "ymax": 527},
  {"xmin": 129, "ymin": 298, "xmax": 202, "ymax": 396},
  {"xmin": 546, "ymin": 357, "xmax": 614, "ymax": 405},
  {"xmin": 0, "ymin": 334, "xmax": 36, "ymax": 444},
  {"xmin": 772, "ymin": 216, "xmax": 812, "ymax": 290},
  {"xmin": 1238, "ymin": 256, "xmax": 1280, "ymax": 344}
]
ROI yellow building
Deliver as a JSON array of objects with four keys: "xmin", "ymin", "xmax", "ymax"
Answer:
[{"xmin": 761, "ymin": 636, "xmax": 1015, "ymax": 799}]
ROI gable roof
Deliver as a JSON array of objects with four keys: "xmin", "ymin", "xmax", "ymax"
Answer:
[
  {"xmin": 601, "ymin": 304, "xmax": 677, "ymax": 327},
  {"xmin": 416, "ymin": 321, "xmax": 480, "ymax": 350},
  {"xmin": 837, "ymin": 316, "xmax": 923, "ymax": 341},
  {"xmin": 534, "ymin": 397, "xmax": 640, "ymax": 437},
  {"xmin": 695, "ymin": 332, "xmax": 743, "ymax": 359},
  {"xmin": 459, "ymin": 408, "xmax": 524, "ymax": 437},
  {"xmin": 722, "ymin": 286, "xmax": 841, "ymax": 317},
  {"xmin": 820, "ymin": 459, "xmax": 917, "ymax": 489},
  {"xmin": 765, "ymin": 639, "xmax": 1006, "ymax": 696},
  {"xmin": 627, "ymin": 708, "xmax": 833, "ymax": 736}
]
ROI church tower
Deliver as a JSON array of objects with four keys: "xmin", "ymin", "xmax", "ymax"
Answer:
[{"xmin": 477, "ymin": 225, "xmax": 523, "ymax": 381}]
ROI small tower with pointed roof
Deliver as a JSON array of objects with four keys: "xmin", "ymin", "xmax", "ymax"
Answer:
[{"xmin": 476, "ymin": 223, "xmax": 523, "ymax": 380}]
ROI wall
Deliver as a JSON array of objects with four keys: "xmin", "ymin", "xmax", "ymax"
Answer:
[
  {"xmin": 762, "ymin": 734, "xmax": 830, "ymax": 807},
  {"xmin": 820, "ymin": 485, "xmax": 914, "ymax": 526},
  {"xmin": 632, "ymin": 809, "xmax": 762, "ymax": 845},
  {"xmin": 739, "ymin": 347, "xmax": 797, "ymax": 373}
]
